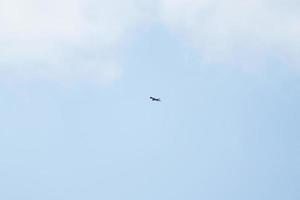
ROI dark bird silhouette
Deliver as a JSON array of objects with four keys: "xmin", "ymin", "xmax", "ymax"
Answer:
[{"xmin": 150, "ymin": 96, "xmax": 161, "ymax": 102}]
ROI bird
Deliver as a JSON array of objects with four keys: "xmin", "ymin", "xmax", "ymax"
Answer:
[{"xmin": 150, "ymin": 96, "xmax": 161, "ymax": 102}]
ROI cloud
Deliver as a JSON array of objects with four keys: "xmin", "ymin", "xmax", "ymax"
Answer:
[
  {"xmin": 1, "ymin": 0, "xmax": 299, "ymax": 85},
  {"xmin": 159, "ymin": 0, "xmax": 300, "ymax": 69},
  {"xmin": 0, "ymin": 0, "xmax": 147, "ymax": 84}
]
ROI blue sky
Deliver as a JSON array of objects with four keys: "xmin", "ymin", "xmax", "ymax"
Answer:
[{"xmin": 0, "ymin": 0, "xmax": 299, "ymax": 199}]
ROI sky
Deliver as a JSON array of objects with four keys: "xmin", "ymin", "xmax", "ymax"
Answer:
[{"xmin": 0, "ymin": 0, "xmax": 299, "ymax": 199}]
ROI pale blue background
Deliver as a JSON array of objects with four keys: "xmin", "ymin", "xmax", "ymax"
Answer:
[{"xmin": 0, "ymin": 25, "xmax": 299, "ymax": 199}]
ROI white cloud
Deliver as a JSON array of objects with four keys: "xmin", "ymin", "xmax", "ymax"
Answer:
[
  {"xmin": 1, "ymin": 0, "xmax": 299, "ymax": 85},
  {"xmin": 0, "ymin": 0, "xmax": 147, "ymax": 84},
  {"xmin": 159, "ymin": 0, "xmax": 300, "ymax": 69}
]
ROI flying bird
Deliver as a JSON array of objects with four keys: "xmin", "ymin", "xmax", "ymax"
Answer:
[{"xmin": 150, "ymin": 96, "xmax": 161, "ymax": 102}]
